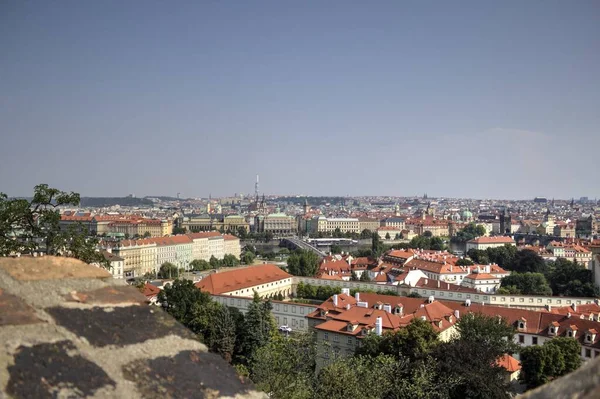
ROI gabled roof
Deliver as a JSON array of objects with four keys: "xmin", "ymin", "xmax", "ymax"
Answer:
[
  {"xmin": 194, "ymin": 264, "xmax": 291, "ymax": 295},
  {"xmin": 496, "ymin": 355, "xmax": 521, "ymax": 373},
  {"xmin": 467, "ymin": 236, "xmax": 515, "ymax": 244}
]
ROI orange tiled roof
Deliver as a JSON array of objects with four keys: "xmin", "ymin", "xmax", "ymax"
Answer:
[
  {"xmin": 467, "ymin": 236, "xmax": 515, "ymax": 244},
  {"xmin": 195, "ymin": 264, "xmax": 291, "ymax": 295},
  {"xmin": 496, "ymin": 355, "xmax": 521, "ymax": 373}
]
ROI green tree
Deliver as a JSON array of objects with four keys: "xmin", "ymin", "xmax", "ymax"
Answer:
[
  {"xmin": 360, "ymin": 229, "xmax": 372, "ymax": 239},
  {"xmin": 315, "ymin": 355, "xmax": 397, "ymax": 399},
  {"xmin": 451, "ymin": 223, "xmax": 486, "ymax": 243},
  {"xmin": 0, "ymin": 184, "xmax": 108, "ymax": 267},
  {"xmin": 500, "ymin": 272, "xmax": 552, "ymax": 295},
  {"xmin": 372, "ymin": 232, "xmax": 385, "ymax": 257},
  {"xmin": 250, "ymin": 333, "xmax": 316, "ymax": 399},
  {"xmin": 486, "ymin": 245, "xmax": 517, "ymax": 268},
  {"xmin": 350, "ymin": 271, "xmax": 359, "ymax": 281},
  {"xmin": 172, "ymin": 226, "xmax": 187, "ymax": 235},
  {"xmin": 242, "ymin": 251, "xmax": 256, "ymax": 265},
  {"xmin": 209, "ymin": 305, "xmax": 237, "ymax": 363},
  {"xmin": 240, "ymin": 293, "xmax": 276, "ymax": 364},
  {"xmin": 357, "ymin": 318, "xmax": 439, "ymax": 362},
  {"xmin": 510, "ymin": 249, "xmax": 547, "ymax": 273},
  {"xmin": 456, "ymin": 258, "xmax": 474, "ymax": 266},
  {"xmin": 520, "ymin": 336, "xmax": 581, "ymax": 389},
  {"xmin": 330, "ymin": 244, "xmax": 342, "ymax": 254},
  {"xmin": 157, "ymin": 279, "xmax": 211, "ymax": 328},
  {"xmin": 209, "ymin": 255, "xmax": 221, "ymax": 268},
  {"xmin": 434, "ymin": 339, "xmax": 511, "ymax": 399},
  {"xmin": 360, "ymin": 272, "xmax": 371, "ymax": 282},
  {"xmin": 287, "ymin": 249, "xmax": 319, "ymax": 276},
  {"xmin": 222, "ymin": 254, "xmax": 240, "ymax": 267},
  {"xmin": 456, "ymin": 313, "xmax": 518, "ymax": 356},
  {"xmin": 545, "ymin": 337, "xmax": 581, "ymax": 375},
  {"xmin": 190, "ymin": 259, "xmax": 210, "ymax": 271},
  {"xmin": 385, "ymin": 232, "xmax": 391, "ymax": 240},
  {"xmin": 157, "ymin": 262, "xmax": 179, "ymax": 279},
  {"xmin": 467, "ymin": 249, "xmax": 490, "ymax": 264},
  {"xmin": 236, "ymin": 226, "xmax": 248, "ymax": 239},
  {"xmin": 143, "ymin": 231, "xmax": 152, "ymax": 238},
  {"xmin": 264, "ymin": 231, "xmax": 274, "ymax": 242},
  {"xmin": 546, "ymin": 258, "xmax": 600, "ymax": 297}
]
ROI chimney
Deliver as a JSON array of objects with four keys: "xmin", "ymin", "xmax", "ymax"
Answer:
[
  {"xmin": 424, "ymin": 278, "xmax": 428, "ymax": 285},
  {"xmin": 346, "ymin": 304, "xmax": 351, "ymax": 310},
  {"xmin": 375, "ymin": 317, "xmax": 383, "ymax": 336},
  {"xmin": 355, "ymin": 292, "xmax": 360, "ymax": 302},
  {"xmin": 567, "ymin": 312, "xmax": 572, "ymax": 318},
  {"xmin": 383, "ymin": 304, "xmax": 392, "ymax": 313},
  {"xmin": 454, "ymin": 310, "xmax": 460, "ymax": 319},
  {"xmin": 428, "ymin": 295, "xmax": 434, "ymax": 303},
  {"xmin": 437, "ymin": 280, "xmax": 440, "ymax": 288},
  {"xmin": 546, "ymin": 304, "xmax": 552, "ymax": 311},
  {"xmin": 572, "ymin": 303, "xmax": 577, "ymax": 312},
  {"xmin": 465, "ymin": 299, "xmax": 471, "ymax": 307},
  {"xmin": 357, "ymin": 301, "xmax": 368, "ymax": 308},
  {"xmin": 333, "ymin": 295, "xmax": 338, "ymax": 307},
  {"xmin": 341, "ymin": 288, "xmax": 350, "ymax": 296}
]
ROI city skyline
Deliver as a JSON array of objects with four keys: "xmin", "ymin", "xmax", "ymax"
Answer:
[{"xmin": 1, "ymin": 1, "xmax": 599, "ymax": 199}]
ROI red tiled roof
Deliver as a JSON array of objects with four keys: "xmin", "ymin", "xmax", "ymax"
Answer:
[
  {"xmin": 142, "ymin": 283, "xmax": 161, "ymax": 298},
  {"xmin": 497, "ymin": 355, "xmax": 521, "ymax": 373},
  {"xmin": 467, "ymin": 236, "xmax": 515, "ymax": 244},
  {"xmin": 195, "ymin": 264, "xmax": 291, "ymax": 295}
]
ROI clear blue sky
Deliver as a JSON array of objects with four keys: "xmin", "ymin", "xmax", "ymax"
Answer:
[{"xmin": 1, "ymin": 1, "xmax": 599, "ymax": 200}]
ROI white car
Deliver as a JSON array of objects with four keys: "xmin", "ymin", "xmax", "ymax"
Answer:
[{"xmin": 278, "ymin": 325, "xmax": 292, "ymax": 333}]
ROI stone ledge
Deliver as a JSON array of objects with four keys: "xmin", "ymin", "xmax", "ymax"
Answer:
[{"xmin": 0, "ymin": 256, "xmax": 266, "ymax": 398}]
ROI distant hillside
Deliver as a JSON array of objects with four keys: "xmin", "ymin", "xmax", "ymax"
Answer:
[{"xmin": 80, "ymin": 197, "xmax": 154, "ymax": 207}]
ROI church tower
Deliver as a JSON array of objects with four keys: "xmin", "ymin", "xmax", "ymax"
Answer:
[
  {"xmin": 303, "ymin": 198, "xmax": 310, "ymax": 215},
  {"xmin": 500, "ymin": 208, "xmax": 511, "ymax": 235}
]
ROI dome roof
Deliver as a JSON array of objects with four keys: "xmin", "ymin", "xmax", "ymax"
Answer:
[{"xmin": 462, "ymin": 209, "xmax": 473, "ymax": 218}]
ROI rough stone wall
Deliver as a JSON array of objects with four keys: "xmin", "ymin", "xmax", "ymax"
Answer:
[{"xmin": 0, "ymin": 256, "xmax": 265, "ymax": 399}]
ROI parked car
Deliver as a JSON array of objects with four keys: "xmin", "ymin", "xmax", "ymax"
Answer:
[{"xmin": 278, "ymin": 325, "xmax": 292, "ymax": 333}]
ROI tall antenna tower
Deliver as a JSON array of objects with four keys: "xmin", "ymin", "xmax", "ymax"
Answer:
[{"xmin": 255, "ymin": 174, "xmax": 260, "ymax": 200}]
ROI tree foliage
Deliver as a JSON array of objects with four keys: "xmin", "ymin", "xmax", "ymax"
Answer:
[
  {"xmin": 520, "ymin": 337, "xmax": 582, "ymax": 388},
  {"xmin": 546, "ymin": 258, "xmax": 599, "ymax": 297},
  {"xmin": 315, "ymin": 354, "xmax": 398, "ymax": 399},
  {"xmin": 251, "ymin": 333, "xmax": 316, "ymax": 399},
  {"xmin": 239, "ymin": 293, "xmax": 276, "ymax": 365},
  {"xmin": 0, "ymin": 184, "xmax": 108, "ymax": 266},
  {"xmin": 499, "ymin": 272, "xmax": 552, "ymax": 295},
  {"xmin": 287, "ymin": 249, "xmax": 319, "ymax": 276},
  {"xmin": 157, "ymin": 262, "xmax": 179, "ymax": 279},
  {"xmin": 190, "ymin": 259, "xmax": 210, "ymax": 271},
  {"xmin": 409, "ymin": 235, "xmax": 445, "ymax": 251},
  {"xmin": 452, "ymin": 223, "xmax": 487, "ymax": 243}
]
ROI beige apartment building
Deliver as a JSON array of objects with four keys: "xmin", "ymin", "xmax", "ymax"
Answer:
[
  {"xmin": 223, "ymin": 234, "xmax": 241, "ymax": 258},
  {"xmin": 358, "ymin": 217, "xmax": 380, "ymax": 233},
  {"xmin": 309, "ymin": 216, "xmax": 361, "ymax": 234},
  {"xmin": 112, "ymin": 239, "xmax": 157, "ymax": 278},
  {"xmin": 255, "ymin": 212, "xmax": 298, "ymax": 236}
]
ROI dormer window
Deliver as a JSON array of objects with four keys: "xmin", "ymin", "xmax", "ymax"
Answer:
[
  {"xmin": 518, "ymin": 318, "xmax": 527, "ymax": 330},
  {"xmin": 568, "ymin": 325, "xmax": 578, "ymax": 338},
  {"xmin": 549, "ymin": 322, "xmax": 560, "ymax": 336},
  {"xmin": 394, "ymin": 305, "xmax": 404, "ymax": 315},
  {"xmin": 585, "ymin": 330, "xmax": 597, "ymax": 343},
  {"xmin": 320, "ymin": 309, "xmax": 328, "ymax": 317}
]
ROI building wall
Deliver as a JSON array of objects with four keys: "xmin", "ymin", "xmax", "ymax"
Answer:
[
  {"xmin": 209, "ymin": 237, "xmax": 225, "ymax": 259},
  {"xmin": 290, "ymin": 276, "xmax": 598, "ymax": 310},
  {"xmin": 210, "ymin": 295, "xmax": 316, "ymax": 332},
  {"xmin": 466, "ymin": 241, "xmax": 516, "ymax": 252},
  {"xmin": 224, "ymin": 237, "xmax": 241, "ymax": 258}
]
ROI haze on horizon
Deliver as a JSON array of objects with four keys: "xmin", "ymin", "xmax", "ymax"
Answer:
[{"xmin": 1, "ymin": 1, "xmax": 599, "ymax": 200}]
